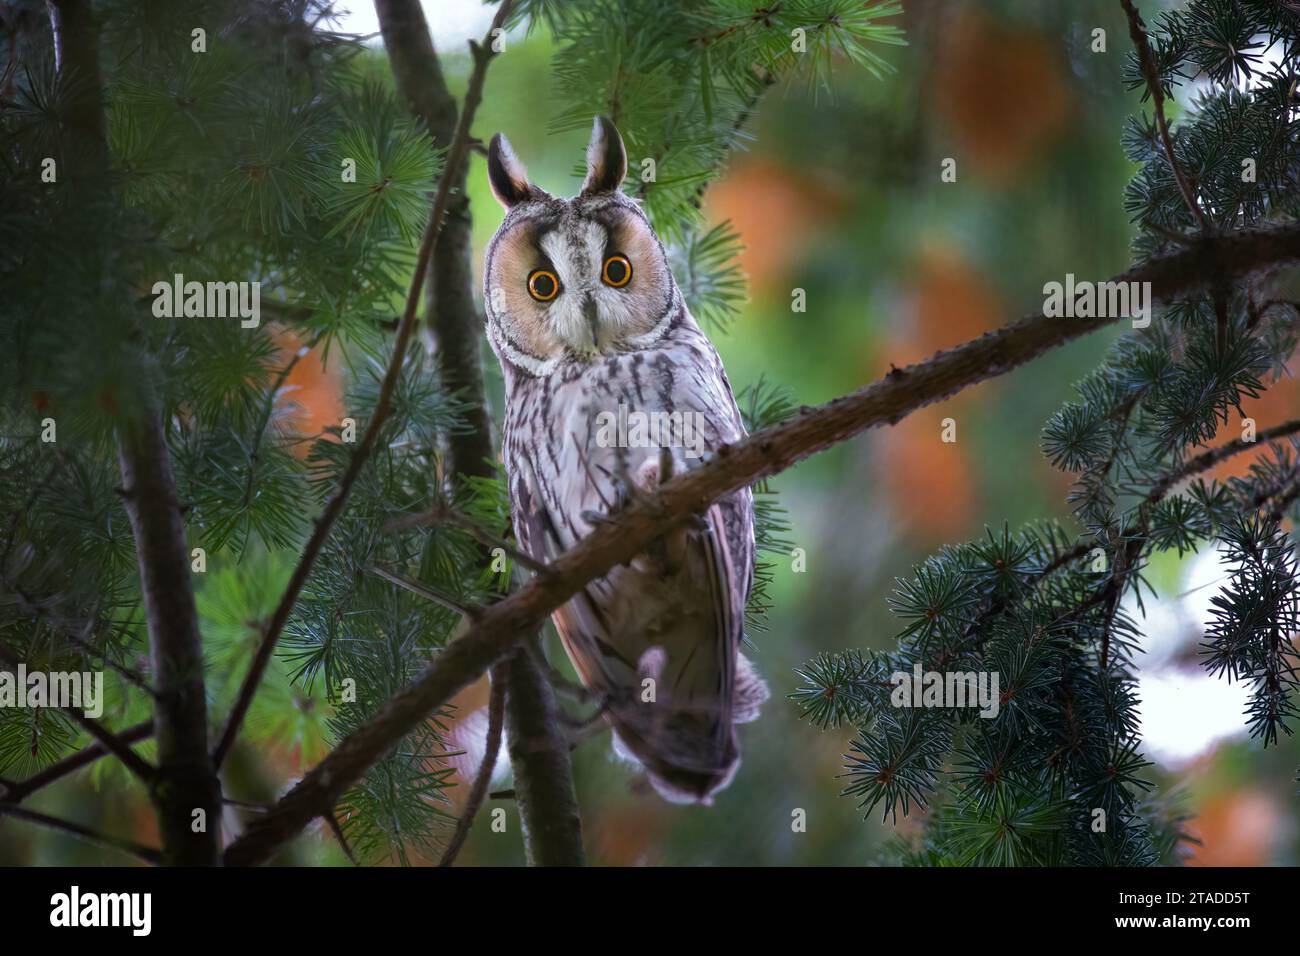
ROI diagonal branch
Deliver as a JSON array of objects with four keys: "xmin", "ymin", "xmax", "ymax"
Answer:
[
  {"xmin": 0, "ymin": 721, "xmax": 154, "ymax": 806},
  {"xmin": 438, "ymin": 661, "xmax": 507, "ymax": 866},
  {"xmin": 1147, "ymin": 417, "xmax": 1300, "ymax": 502},
  {"xmin": 368, "ymin": 565, "xmax": 482, "ymax": 619},
  {"xmin": 959, "ymin": 416, "xmax": 1300, "ymax": 657},
  {"xmin": 212, "ymin": 0, "xmax": 517, "ymax": 772},
  {"xmin": 0, "ymin": 641, "xmax": 155, "ymax": 784},
  {"xmin": 389, "ymin": 504, "xmax": 552, "ymax": 576},
  {"xmin": 223, "ymin": 221, "xmax": 1300, "ymax": 865}
]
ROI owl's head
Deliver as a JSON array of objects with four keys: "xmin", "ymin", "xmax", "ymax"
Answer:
[{"xmin": 483, "ymin": 117, "xmax": 676, "ymax": 373}]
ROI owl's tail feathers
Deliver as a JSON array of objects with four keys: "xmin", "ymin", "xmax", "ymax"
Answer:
[
  {"xmin": 609, "ymin": 653, "xmax": 770, "ymax": 805},
  {"xmin": 609, "ymin": 719, "xmax": 739, "ymax": 806},
  {"xmin": 733, "ymin": 652, "xmax": 770, "ymax": 724}
]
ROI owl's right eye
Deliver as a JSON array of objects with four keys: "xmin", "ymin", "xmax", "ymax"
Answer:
[{"xmin": 527, "ymin": 269, "xmax": 560, "ymax": 302}]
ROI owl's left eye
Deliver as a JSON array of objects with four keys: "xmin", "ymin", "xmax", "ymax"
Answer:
[
  {"xmin": 602, "ymin": 254, "xmax": 632, "ymax": 288},
  {"xmin": 528, "ymin": 269, "xmax": 560, "ymax": 302}
]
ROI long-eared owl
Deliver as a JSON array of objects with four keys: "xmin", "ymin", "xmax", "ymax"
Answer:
[{"xmin": 483, "ymin": 117, "xmax": 767, "ymax": 804}]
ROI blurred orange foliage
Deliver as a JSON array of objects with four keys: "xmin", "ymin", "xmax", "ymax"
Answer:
[
  {"xmin": 1186, "ymin": 787, "xmax": 1282, "ymax": 866},
  {"xmin": 704, "ymin": 157, "xmax": 844, "ymax": 296},
  {"xmin": 931, "ymin": 6, "xmax": 1071, "ymax": 182},
  {"xmin": 875, "ymin": 241, "xmax": 1007, "ymax": 540},
  {"xmin": 1205, "ymin": 361, "xmax": 1300, "ymax": 483},
  {"xmin": 270, "ymin": 331, "xmax": 344, "ymax": 453}
]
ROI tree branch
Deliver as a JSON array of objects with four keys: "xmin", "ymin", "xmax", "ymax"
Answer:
[
  {"xmin": 0, "ymin": 804, "xmax": 162, "ymax": 865},
  {"xmin": 368, "ymin": 565, "xmax": 483, "ymax": 619},
  {"xmin": 212, "ymin": 0, "xmax": 517, "ymax": 772},
  {"xmin": 375, "ymin": 0, "xmax": 497, "ymax": 481},
  {"xmin": 390, "ymin": 504, "xmax": 552, "ymax": 576},
  {"xmin": 961, "ymin": 416, "xmax": 1300, "ymax": 657},
  {"xmin": 0, "ymin": 649, "xmax": 155, "ymax": 790},
  {"xmin": 45, "ymin": 0, "xmax": 221, "ymax": 866},
  {"xmin": 118, "ymin": 411, "xmax": 223, "ymax": 863},
  {"xmin": 437, "ymin": 660, "xmax": 507, "ymax": 866},
  {"xmin": 502, "ymin": 640, "xmax": 585, "ymax": 865},
  {"xmin": 223, "ymin": 221, "xmax": 1300, "ymax": 865},
  {"xmin": 1147, "ymin": 417, "xmax": 1300, "ymax": 502},
  {"xmin": 1122, "ymin": 0, "xmax": 1208, "ymax": 232},
  {"xmin": 11, "ymin": 720, "xmax": 153, "ymax": 801}
]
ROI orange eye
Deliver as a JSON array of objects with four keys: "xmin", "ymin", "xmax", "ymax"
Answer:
[
  {"xmin": 602, "ymin": 254, "xmax": 632, "ymax": 288},
  {"xmin": 527, "ymin": 269, "xmax": 560, "ymax": 302}
]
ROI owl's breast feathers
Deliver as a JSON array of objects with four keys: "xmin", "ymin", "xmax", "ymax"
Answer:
[{"xmin": 501, "ymin": 302, "xmax": 765, "ymax": 803}]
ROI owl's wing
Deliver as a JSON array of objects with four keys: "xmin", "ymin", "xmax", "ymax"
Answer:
[{"xmin": 511, "ymin": 442, "xmax": 751, "ymax": 803}]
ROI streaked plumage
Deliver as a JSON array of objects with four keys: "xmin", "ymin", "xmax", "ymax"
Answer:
[{"xmin": 483, "ymin": 117, "xmax": 766, "ymax": 803}]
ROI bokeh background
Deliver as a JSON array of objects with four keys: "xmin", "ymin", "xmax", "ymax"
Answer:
[{"xmin": 5, "ymin": 0, "xmax": 1298, "ymax": 866}]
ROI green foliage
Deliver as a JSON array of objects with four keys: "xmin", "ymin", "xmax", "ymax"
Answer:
[
  {"xmin": 795, "ymin": 0, "xmax": 1300, "ymax": 866},
  {"xmin": 0, "ymin": 0, "xmax": 900, "ymax": 864},
  {"xmin": 520, "ymin": 0, "xmax": 904, "ymax": 323},
  {"xmin": 738, "ymin": 379, "xmax": 797, "ymax": 631},
  {"xmin": 0, "ymin": 0, "xmax": 470, "ymax": 863}
]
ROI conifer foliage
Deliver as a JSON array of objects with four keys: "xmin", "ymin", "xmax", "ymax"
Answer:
[
  {"xmin": 795, "ymin": 0, "xmax": 1300, "ymax": 865},
  {"xmin": 3, "ymin": 0, "xmax": 1299, "ymax": 869},
  {"xmin": 0, "ymin": 0, "xmax": 903, "ymax": 864}
]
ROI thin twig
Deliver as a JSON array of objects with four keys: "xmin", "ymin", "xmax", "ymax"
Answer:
[
  {"xmin": 240, "ymin": 344, "xmax": 308, "ymax": 515},
  {"xmin": 325, "ymin": 810, "xmax": 359, "ymax": 866},
  {"xmin": 368, "ymin": 565, "xmax": 482, "ymax": 619},
  {"xmin": 1266, "ymin": 476, "xmax": 1300, "ymax": 522},
  {"xmin": 0, "ymin": 804, "xmax": 162, "ymax": 865},
  {"xmin": 222, "ymin": 797, "xmax": 269, "ymax": 812},
  {"xmin": 438, "ymin": 659, "xmax": 508, "ymax": 866},
  {"xmin": 61, "ymin": 711, "xmax": 156, "ymax": 784},
  {"xmin": 1122, "ymin": 0, "xmax": 1209, "ymax": 231},
  {"xmin": 212, "ymin": 0, "xmax": 517, "ymax": 771},
  {"xmin": 389, "ymin": 504, "xmax": 550, "ymax": 575},
  {"xmin": 1096, "ymin": 416, "xmax": 1300, "ymax": 667},
  {"xmin": 1, "ymin": 720, "xmax": 153, "ymax": 805},
  {"xmin": 0, "ymin": 641, "xmax": 155, "ymax": 783},
  {"xmin": 1146, "ymin": 417, "xmax": 1300, "ymax": 502},
  {"xmin": 58, "ymin": 617, "xmax": 158, "ymax": 699},
  {"xmin": 0, "ymin": 583, "xmax": 158, "ymax": 699}
]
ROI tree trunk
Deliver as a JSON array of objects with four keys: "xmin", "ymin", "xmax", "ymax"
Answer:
[
  {"xmin": 504, "ymin": 640, "xmax": 586, "ymax": 865},
  {"xmin": 118, "ymin": 411, "xmax": 222, "ymax": 866},
  {"xmin": 47, "ymin": 0, "xmax": 222, "ymax": 866}
]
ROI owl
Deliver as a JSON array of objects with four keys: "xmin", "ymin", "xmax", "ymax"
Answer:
[{"xmin": 483, "ymin": 117, "xmax": 768, "ymax": 804}]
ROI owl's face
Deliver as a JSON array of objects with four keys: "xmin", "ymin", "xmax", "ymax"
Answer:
[{"xmin": 484, "ymin": 118, "xmax": 675, "ymax": 368}]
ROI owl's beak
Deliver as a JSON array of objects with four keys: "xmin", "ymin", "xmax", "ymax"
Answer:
[{"xmin": 582, "ymin": 293, "xmax": 601, "ymax": 350}]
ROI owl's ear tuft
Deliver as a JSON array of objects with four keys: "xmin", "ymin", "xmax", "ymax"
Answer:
[
  {"xmin": 581, "ymin": 116, "xmax": 627, "ymax": 196},
  {"xmin": 487, "ymin": 133, "xmax": 534, "ymax": 209}
]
